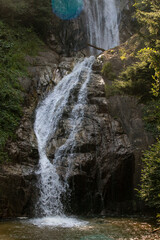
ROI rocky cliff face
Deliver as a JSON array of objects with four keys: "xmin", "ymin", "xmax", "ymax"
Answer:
[
  {"xmin": 56, "ymin": 64, "xmax": 135, "ymax": 214},
  {"xmin": 118, "ymin": 0, "xmax": 136, "ymax": 43},
  {"xmin": 0, "ymin": 50, "xmax": 90, "ymax": 218},
  {"xmin": 0, "ymin": 53, "xmax": 140, "ymax": 217},
  {"xmin": 0, "ymin": 1, "xmax": 147, "ymax": 218},
  {"xmin": 0, "ymin": 48, "xmax": 61, "ymax": 218},
  {"xmin": 108, "ymin": 96, "xmax": 153, "ymax": 192}
]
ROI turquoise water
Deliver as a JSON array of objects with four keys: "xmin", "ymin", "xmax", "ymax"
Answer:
[
  {"xmin": 51, "ymin": 0, "xmax": 83, "ymax": 20},
  {"xmin": 0, "ymin": 217, "xmax": 159, "ymax": 240}
]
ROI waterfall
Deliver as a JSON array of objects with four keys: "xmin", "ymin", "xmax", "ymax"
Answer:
[
  {"xmin": 84, "ymin": 0, "xmax": 119, "ymax": 53},
  {"xmin": 34, "ymin": 0, "xmax": 120, "ymax": 221},
  {"xmin": 34, "ymin": 56, "xmax": 95, "ymax": 216}
]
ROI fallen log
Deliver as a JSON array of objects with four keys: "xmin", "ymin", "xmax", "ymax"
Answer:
[{"xmin": 87, "ymin": 43, "xmax": 105, "ymax": 52}]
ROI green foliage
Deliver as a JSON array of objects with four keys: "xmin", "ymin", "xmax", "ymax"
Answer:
[
  {"xmin": 157, "ymin": 213, "xmax": 160, "ymax": 223},
  {"xmin": 139, "ymin": 140, "xmax": 160, "ymax": 211},
  {"xmin": 137, "ymin": 47, "xmax": 160, "ymax": 97},
  {"xmin": 106, "ymin": 49, "xmax": 158, "ymax": 101},
  {"xmin": 119, "ymin": 47, "xmax": 127, "ymax": 61},
  {"xmin": 134, "ymin": 0, "xmax": 160, "ymax": 38},
  {"xmin": 106, "ymin": 1, "xmax": 160, "ymax": 100},
  {"xmin": 0, "ymin": 21, "xmax": 42, "ymax": 162},
  {"xmin": 134, "ymin": 1, "xmax": 160, "ymax": 218},
  {"xmin": 143, "ymin": 99, "xmax": 160, "ymax": 135},
  {"xmin": 101, "ymin": 62, "xmax": 116, "ymax": 80},
  {"xmin": 134, "ymin": 0, "xmax": 160, "ymax": 97},
  {"xmin": 105, "ymin": 61, "xmax": 154, "ymax": 100},
  {"xmin": 119, "ymin": 62, "xmax": 154, "ymax": 99},
  {"xmin": 105, "ymin": 82, "xmax": 122, "ymax": 98},
  {"xmin": 0, "ymin": 0, "xmax": 53, "ymax": 38}
]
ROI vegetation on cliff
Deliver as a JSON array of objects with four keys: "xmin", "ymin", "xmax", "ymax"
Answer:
[
  {"xmin": 0, "ymin": 21, "xmax": 43, "ymax": 162},
  {"xmin": 0, "ymin": 0, "xmax": 63, "ymax": 163},
  {"xmin": 134, "ymin": 0, "xmax": 160, "ymax": 220},
  {"xmin": 0, "ymin": 0, "xmax": 53, "ymax": 38},
  {"xmin": 104, "ymin": 0, "xmax": 160, "ymax": 98},
  {"xmin": 134, "ymin": 0, "xmax": 160, "ymax": 97},
  {"xmin": 139, "ymin": 140, "xmax": 160, "ymax": 210},
  {"xmin": 0, "ymin": 0, "xmax": 58, "ymax": 162},
  {"xmin": 103, "ymin": 0, "xmax": 160, "ymax": 218}
]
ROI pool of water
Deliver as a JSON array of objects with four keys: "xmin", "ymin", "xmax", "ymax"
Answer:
[{"xmin": 0, "ymin": 216, "xmax": 159, "ymax": 240}]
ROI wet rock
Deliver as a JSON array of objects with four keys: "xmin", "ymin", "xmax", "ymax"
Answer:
[
  {"xmin": 0, "ymin": 53, "xmax": 86, "ymax": 217},
  {"xmin": 44, "ymin": 69, "xmax": 135, "ymax": 215},
  {"xmin": 0, "ymin": 49, "xmax": 152, "ymax": 217}
]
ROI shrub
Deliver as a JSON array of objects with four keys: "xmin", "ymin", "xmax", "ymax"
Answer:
[
  {"xmin": 143, "ymin": 99, "xmax": 160, "ymax": 136},
  {"xmin": 104, "ymin": 61, "xmax": 155, "ymax": 100},
  {"xmin": 114, "ymin": 61, "xmax": 154, "ymax": 101},
  {"xmin": 139, "ymin": 140, "xmax": 160, "ymax": 211},
  {"xmin": 101, "ymin": 62, "xmax": 116, "ymax": 80},
  {"xmin": 105, "ymin": 83, "xmax": 122, "ymax": 97}
]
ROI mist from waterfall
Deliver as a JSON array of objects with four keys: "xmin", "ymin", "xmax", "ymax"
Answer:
[{"xmin": 84, "ymin": 0, "xmax": 119, "ymax": 53}]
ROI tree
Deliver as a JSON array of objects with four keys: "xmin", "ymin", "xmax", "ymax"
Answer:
[
  {"xmin": 134, "ymin": 0, "xmax": 160, "ymax": 96},
  {"xmin": 134, "ymin": 0, "xmax": 160, "ymax": 221},
  {"xmin": 135, "ymin": 0, "xmax": 160, "ymax": 38},
  {"xmin": 139, "ymin": 141, "xmax": 160, "ymax": 213}
]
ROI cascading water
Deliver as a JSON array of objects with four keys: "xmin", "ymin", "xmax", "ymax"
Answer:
[
  {"xmin": 34, "ymin": 56, "xmax": 95, "ymax": 219},
  {"xmin": 84, "ymin": 0, "xmax": 119, "ymax": 53},
  {"xmin": 33, "ymin": 0, "xmax": 120, "ymax": 227}
]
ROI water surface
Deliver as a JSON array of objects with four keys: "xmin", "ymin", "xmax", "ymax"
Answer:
[{"xmin": 0, "ymin": 217, "xmax": 159, "ymax": 240}]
